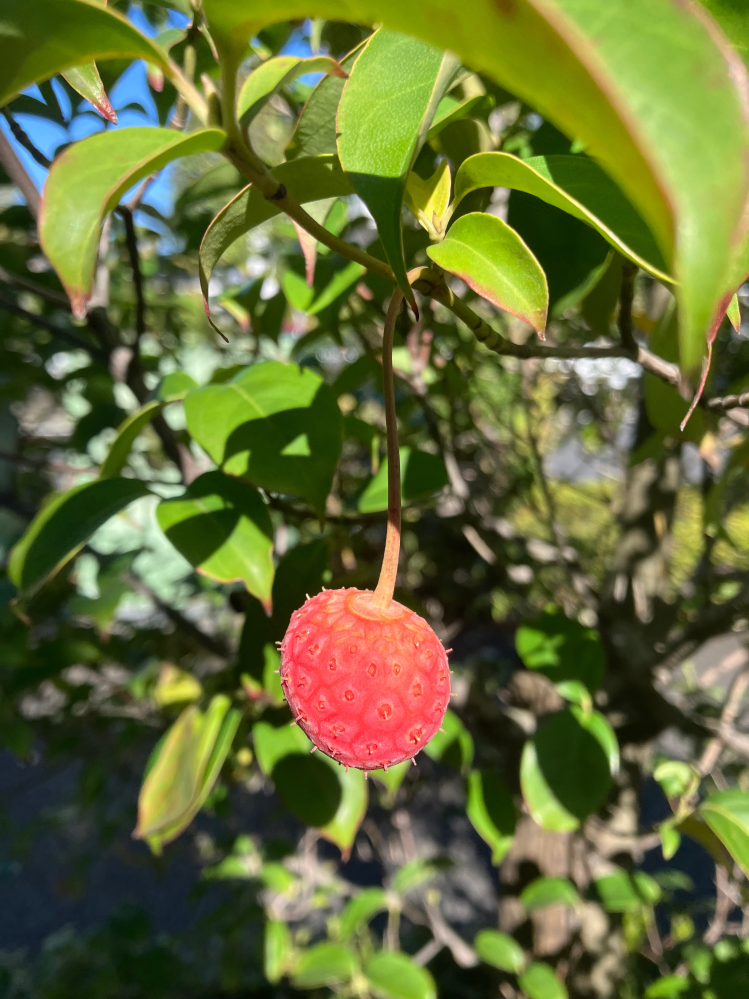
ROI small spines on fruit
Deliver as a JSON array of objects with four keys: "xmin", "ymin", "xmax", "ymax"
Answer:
[{"xmin": 280, "ymin": 588, "xmax": 451, "ymax": 771}]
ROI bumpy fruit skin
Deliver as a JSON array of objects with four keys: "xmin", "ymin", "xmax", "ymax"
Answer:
[{"xmin": 280, "ymin": 588, "xmax": 451, "ymax": 771}]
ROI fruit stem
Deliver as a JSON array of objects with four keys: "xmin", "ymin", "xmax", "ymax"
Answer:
[{"xmin": 372, "ymin": 288, "xmax": 405, "ymax": 609}]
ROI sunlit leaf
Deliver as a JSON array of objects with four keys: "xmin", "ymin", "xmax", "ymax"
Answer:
[
  {"xmin": 427, "ymin": 213, "xmax": 548, "ymax": 335},
  {"xmin": 156, "ymin": 471, "xmax": 274, "ymax": 612},
  {"xmin": 264, "ymin": 920, "xmax": 292, "ymax": 984},
  {"xmin": 474, "ymin": 929, "xmax": 526, "ymax": 974},
  {"xmin": 9, "ymin": 477, "xmax": 150, "ymax": 598},
  {"xmin": 700, "ymin": 788, "xmax": 749, "ymax": 878},
  {"xmin": 405, "ymin": 160, "xmax": 451, "ymax": 238},
  {"xmin": 520, "ymin": 876, "xmax": 580, "ymax": 912},
  {"xmin": 515, "ymin": 612, "xmax": 605, "ymax": 693},
  {"xmin": 337, "ymin": 28, "xmax": 459, "ymax": 305},
  {"xmin": 365, "ymin": 950, "xmax": 436, "ymax": 999},
  {"xmin": 61, "ymin": 62, "xmax": 117, "ymax": 123},
  {"xmin": 338, "ymin": 888, "xmax": 388, "ymax": 941},
  {"xmin": 518, "ymin": 961, "xmax": 568, "ymax": 999},
  {"xmin": 358, "ymin": 447, "xmax": 449, "ymax": 513},
  {"xmin": 184, "ymin": 361, "xmax": 342, "ymax": 515},
  {"xmin": 292, "ymin": 942, "xmax": 357, "ymax": 989},
  {"xmin": 99, "ymin": 400, "xmax": 164, "ymax": 479},
  {"xmin": 238, "ymin": 54, "xmax": 346, "ymax": 124},
  {"xmin": 40, "ymin": 127, "xmax": 225, "ymax": 316},
  {"xmin": 452, "ymin": 153, "xmax": 669, "ymax": 281}
]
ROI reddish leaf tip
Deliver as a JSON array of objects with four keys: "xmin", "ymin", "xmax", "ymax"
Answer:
[{"xmin": 68, "ymin": 291, "xmax": 89, "ymax": 320}]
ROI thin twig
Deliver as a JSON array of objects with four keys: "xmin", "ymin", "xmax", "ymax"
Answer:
[
  {"xmin": 617, "ymin": 260, "xmax": 639, "ymax": 355},
  {"xmin": 116, "ymin": 206, "xmax": 146, "ymax": 340},
  {"xmin": 1, "ymin": 108, "xmax": 50, "ymax": 168},
  {"xmin": 699, "ymin": 668, "xmax": 749, "ymax": 775}
]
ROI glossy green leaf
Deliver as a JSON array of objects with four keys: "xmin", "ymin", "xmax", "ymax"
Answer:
[
  {"xmin": 308, "ymin": 261, "xmax": 366, "ymax": 314},
  {"xmin": 696, "ymin": 2, "xmax": 749, "ymax": 66},
  {"xmin": 465, "ymin": 769, "xmax": 516, "ymax": 865},
  {"xmin": 520, "ymin": 877, "xmax": 580, "ymax": 912},
  {"xmin": 424, "ymin": 709, "xmax": 474, "ymax": 771},
  {"xmin": 292, "ymin": 942, "xmax": 357, "ymax": 989},
  {"xmin": 520, "ymin": 708, "xmax": 613, "ymax": 832},
  {"xmin": 660, "ymin": 823, "xmax": 681, "ymax": 862},
  {"xmin": 40, "ymin": 127, "xmax": 225, "ymax": 317},
  {"xmin": 202, "ymin": 0, "xmax": 749, "ymax": 371},
  {"xmin": 264, "ymin": 920, "xmax": 292, "ymax": 984},
  {"xmin": 700, "ymin": 789, "xmax": 749, "ymax": 878},
  {"xmin": 338, "ymin": 888, "xmax": 388, "ymax": 941},
  {"xmin": 427, "ymin": 213, "xmax": 548, "ymax": 335},
  {"xmin": 365, "ymin": 950, "xmax": 436, "ymax": 999},
  {"xmin": 0, "ymin": 0, "xmax": 168, "ymax": 107},
  {"xmin": 253, "ymin": 721, "xmax": 310, "ymax": 777},
  {"xmin": 474, "ymin": 930, "xmax": 526, "ymax": 974},
  {"xmin": 184, "ymin": 361, "xmax": 342, "ymax": 515},
  {"xmin": 135, "ymin": 695, "xmax": 240, "ymax": 854},
  {"xmin": 452, "ymin": 153, "xmax": 669, "ymax": 281},
  {"xmin": 337, "ymin": 28, "xmax": 459, "ymax": 304},
  {"xmin": 287, "ymin": 40, "xmax": 367, "ymax": 160},
  {"xmin": 516, "ymin": 612, "xmax": 605, "ymax": 693},
  {"xmin": 61, "ymin": 62, "xmax": 117, "ymax": 123},
  {"xmin": 358, "ymin": 447, "xmax": 449, "ymax": 513},
  {"xmin": 99, "ymin": 400, "xmax": 163, "ymax": 479},
  {"xmin": 156, "ymin": 471, "xmax": 274, "ymax": 611},
  {"xmin": 518, "ymin": 961, "xmax": 568, "ymax": 999},
  {"xmin": 198, "ymin": 154, "xmax": 352, "ymax": 318},
  {"xmin": 427, "ymin": 94, "xmax": 490, "ymax": 141},
  {"xmin": 238, "ymin": 54, "xmax": 346, "ymax": 124},
  {"xmin": 9, "ymin": 477, "xmax": 150, "ymax": 597}
]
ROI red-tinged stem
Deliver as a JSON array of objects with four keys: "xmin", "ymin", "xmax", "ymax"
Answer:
[{"xmin": 372, "ymin": 288, "xmax": 405, "ymax": 609}]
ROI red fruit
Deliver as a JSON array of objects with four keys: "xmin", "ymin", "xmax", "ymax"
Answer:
[{"xmin": 280, "ymin": 587, "xmax": 451, "ymax": 771}]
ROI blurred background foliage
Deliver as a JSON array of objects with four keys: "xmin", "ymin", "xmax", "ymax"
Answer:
[{"xmin": 3, "ymin": 5, "xmax": 749, "ymax": 999}]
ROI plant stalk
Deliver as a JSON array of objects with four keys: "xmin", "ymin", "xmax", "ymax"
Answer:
[{"xmin": 372, "ymin": 288, "xmax": 405, "ymax": 609}]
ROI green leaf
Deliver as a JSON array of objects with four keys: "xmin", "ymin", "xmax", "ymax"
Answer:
[
  {"xmin": 364, "ymin": 950, "xmax": 436, "ymax": 999},
  {"xmin": 238, "ymin": 54, "xmax": 346, "ymax": 124},
  {"xmin": 653, "ymin": 760, "xmax": 695, "ymax": 800},
  {"xmin": 700, "ymin": 789, "xmax": 749, "ymax": 878},
  {"xmin": 392, "ymin": 858, "xmax": 447, "ymax": 895},
  {"xmin": 427, "ymin": 94, "xmax": 490, "ymax": 141},
  {"xmin": 40, "ymin": 127, "xmax": 225, "ymax": 317},
  {"xmin": 99, "ymin": 400, "xmax": 163, "ymax": 479},
  {"xmin": 319, "ymin": 763, "xmax": 368, "ymax": 858},
  {"xmin": 308, "ymin": 260, "xmax": 366, "ymax": 315},
  {"xmin": 292, "ymin": 942, "xmax": 357, "ymax": 989},
  {"xmin": 727, "ymin": 292, "xmax": 741, "ymax": 332},
  {"xmin": 203, "ymin": 0, "xmax": 749, "ymax": 371},
  {"xmin": 198, "ymin": 154, "xmax": 352, "ymax": 321},
  {"xmin": 516, "ymin": 612, "xmax": 605, "ymax": 693},
  {"xmin": 184, "ymin": 361, "xmax": 342, "ymax": 515},
  {"xmin": 264, "ymin": 920, "xmax": 292, "ymax": 984},
  {"xmin": 0, "ymin": 0, "xmax": 169, "ymax": 107},
  {"xmin": 287, "ymin": 40, "xmax": 367, "ymax": 160},
  {"xmin": 156, "ymin": 471, "xmax": 274, "ymax": 612},
  {"xmin": 452, "ymin": 153, "xmax": 669, "ymax": 281},
  {"xmin": 9, "ymin": 477, "xmax": 150, "ymax": 597},
  {"xmin": 594, "ymin": 870, "xmax": 661, "ymax": 912},
  {"xmin": 465, "ymin": 769, "xmax": 516, "ymax": 865},
  {"xmin": 135, "ymin": 695, "xmax": 240, "ymax": 853},
  {"xmin": 644, "ymin": 975, "xmax": 690, "ymax": 999},
  {"xmin": 405, "ymin": 159, "xmax": 451, "ymax": 238},
  {"xmin": 660, "ymin": 823, "xmax": 681, "ymax": 862},
  {"xmin": 61, "ymin": 62, "xmax": 117, "ymax": 123},
  {"xmin": 520, "ymin": 877, "xmax": 580, "ymax": 912},
  {"xmin": 423, "ymin": 709, "xmax": 474, "ymax": 771},
  {"xmin": 337, "ymin": 28, "xmax": 459, "ymax": 305},
  {"xmin": 520, "ymin": 708, "xmax": 613, "ymax": 832},
  {"xmin": 269, "ymin": 752, "xmax": 343, "ymax": 827},
  {"xmin": 338, "ymin": 888, "xmax": 388, "ymax": 941},
  {"xmin": 358, "ymin": 447, "xmax": 449, "ymax": 513},
  {"xmin": 696, "ymin": 2, "xmax": 749, "ymax": 66},
  {"xmin": 518, "ymin": 961, "xmax": 568, "ymax": 999},
  {"xmin": 474, "ymin": 930, "xmax": 526, "ymax": 974},
  {"xmin": 427, "ymin": 213, "xmax": 548, "ymax": 335}
]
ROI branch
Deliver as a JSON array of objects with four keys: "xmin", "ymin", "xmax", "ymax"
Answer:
[
  {"xmin": 0, "ymin": 108, "xmax": 50, "ymax": 169},
  {"xmin": 0, "ymin": 126, "xmax": 41, "ymax": 219},
  {"xmin": 126, "ymin": 574, "xmax": 229, "ymax": 658},
  {"xmin": 0, "ymin": 292, "xmax": 107, "ymax": 361},
  {"xmin": 699, "ymin": 668, "xmax": 749, "ymax": 775},
  {"xmin": 116, "ymin": 206, "xmax": 146, "ymax": 339},
  {"xmin": 617, "ymin": 259, "xmax": 639, "ymax": 355},
  {"xmin": 0, "ymin": 264, "xmax": 69, "ymax": 308}
]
